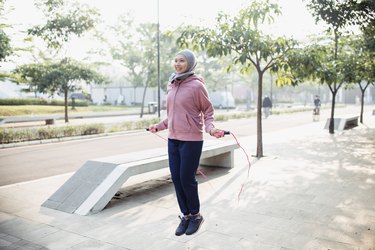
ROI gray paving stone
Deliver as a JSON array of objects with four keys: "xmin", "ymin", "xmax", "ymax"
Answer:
[
  {"xmin": 33, "ymin": 230, "xmax": 89, "ymax": 249},
  {"xmin": 0, "ymin": 238, "xmax": 12, "ymax": 247},
  {"xmin": 304, "ymin": 237, "xmax": 358, "ymax": 250},
  {"xmin": 1, "ymin": 233, "xmax": 20, "ymax": 243},
  {"xmin": 0, "ymin": 110, "xmax": 374, "ymax": 249},
  {"xmin": 66, "ymin": 239, "xmax": 125, "ymax": 250},
  {"xmin": 0, "ymin": 233, "xmax": 47, "ymax": 250}
]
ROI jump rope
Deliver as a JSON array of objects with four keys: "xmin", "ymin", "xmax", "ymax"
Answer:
[{"xmin": 146, "ymin": 128, "xmax": 252, "ymax": 201}]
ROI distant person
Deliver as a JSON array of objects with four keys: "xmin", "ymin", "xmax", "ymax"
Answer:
[
  {"xmin": 262, "ymin": 95, "xmax": 272, "ymax": 118},
  {"xmin": 148, "ymin": 49, "xmax": 225, "ymax": 236},
  {"xmin": 313, "ymin": 95, "xmax": 321, "ymax": 121},
  {"xmin": 314, "ymin": 95, "xmax": 321, "ymax": 109}
]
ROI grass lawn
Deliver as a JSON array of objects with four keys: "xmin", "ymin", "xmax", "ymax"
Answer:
[{"xmin": 0, "ymin": 105, "xmax": 140, "ymax": 117}]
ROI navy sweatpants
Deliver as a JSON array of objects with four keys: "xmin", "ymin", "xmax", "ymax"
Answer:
[{"xmin": 168, "ymin": 139, "xmax": 203, "ymax": 215}]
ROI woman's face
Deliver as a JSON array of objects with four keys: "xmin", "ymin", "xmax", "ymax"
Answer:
[{"xmin": 174, "ymin": 54, "xmax": 188, "ymax": 74}]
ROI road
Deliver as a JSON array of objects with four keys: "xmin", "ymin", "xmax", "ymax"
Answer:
[{"xmin": 0, "ymin": 105, "xmax": 365, "ymax": 186}]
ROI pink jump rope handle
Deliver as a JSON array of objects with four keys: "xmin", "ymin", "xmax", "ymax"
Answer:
[{"xmin": 213, "ymin": 130, "xmax": 230, "ymax": 137}]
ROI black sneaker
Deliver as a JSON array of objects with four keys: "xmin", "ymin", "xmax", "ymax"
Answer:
[
  {"xmin": 185, "ymin": 214, "xmax": 204, "ymax": 235},
  {"xmin": 175, "ymin": 215, "xmax": 190, "ymax": 236}
]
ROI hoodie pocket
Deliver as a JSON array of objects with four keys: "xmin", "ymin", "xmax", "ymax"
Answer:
[
  {"xmin": 172, "ymin": 113, "xmax": 191, "ymax": 133},
  {"xmin": 185, "ymin": 114, "xmax": 203, "ymax": 133}
]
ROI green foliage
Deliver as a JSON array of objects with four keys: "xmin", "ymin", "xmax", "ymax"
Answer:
[
  {"xmin": 0, "ymin": 118, "xmax": 163, "ymax": 144},
  {"xmin": 0, "ymin": 123, "xmax": 105, "ymax": 144},
  {"xmin": 306, "ymin": 0, "xmax": 374, "ymax": 32},
  {"xmin": 362, "ymin": 20, "xmax": 375, "ymax": 52},
  {"xmin": 12, "ymin": 58, "xmax": 106, "ymax": 123},
  {"xmin": 176, "ymin": 0, "xmax": 300, "ymax": 157},
  {"xmin": 14, "ymin": 0, "xmax": 104, "ymax": 123},
  {"xmin": 104, "ymin": 16, "xmax": 183, "ymax": 117},
  {"xmin": 0, "ymin": 129, "xmax": 32, "ymax": 143},
  {"xmin": 13, "ymin": 58, "xmax": 106, "ymax": 99},
  {"xmin": 307, "ymin": 0, "xmax": 352, "ymax": 32},
  {"xmin": 0, "ymin": 98, "xmax": 48, "ymax": 105},
  {"xmin": 297, "ymin": 34, "xmax": 364, "ymax": 89},
  {"xmin": 0, "ymin": 0, "xmax": 12, "ymax": 62},
  {"xmin": 0, "ymin": 98, "xmax": 89, "ymax": 106},
  {"xmin": 0, "ymin": 29, "xmax": 11, "ymax": 61},
  {"xmin": 0, "ymin": 104, "xmax": 136, "ymax": 117},
  {"xmin": 177, "ymin": 1, "xmax": 297, "ymax": 84},
  {"xmin": 349, "ymin": 33, "xmax": 375, "ymax": 85},
  {"xmin": 29, "ymin": 0, "xmax": 99, "ymax": 49},
  {"xmin": 108, "ymin": 17, "xmax": 158, "ymax": 90}
]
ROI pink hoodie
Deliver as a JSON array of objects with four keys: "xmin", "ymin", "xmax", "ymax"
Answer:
[{"xmin": 155, "ymin": 75, "xmax": 215, "ymax": 141}]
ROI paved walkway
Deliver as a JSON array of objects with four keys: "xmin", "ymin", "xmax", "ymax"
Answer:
[{"xmin": 0, "ymin": 113, "xmax": 374, "ymax": 249}]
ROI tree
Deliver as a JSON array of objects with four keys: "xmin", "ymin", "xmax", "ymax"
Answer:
[
  {"xmin": 14, "ymin": 58, "xmax": 107, "ymax": 122},
  {"xmin": 197, "ymin": 52, "xmax": 235, "ymax": 91},
  {"xmin": 0, "ymin": 30, "xmax": 11, "ymax": 62},
  {"xmin": 350, "ymin": 29, "xmax": 375, "ymax": 123},
  {"xmin": 177, "ymin": 0, "xmax": 297, "ymax": 158},
  {"xmin": 305, "ymin": 0, "xmax": 375, "ymax": 133},
  {"xmin": 0, "ymin": 0, "xmax": 12, "ymax": 64},
  {"xmin": 28, "ymin": 0, "xmax": 98, "ymax": 51},
  {"xmin": 105, "ymin": 16, "xmax": 181, "ymax": 117},
  {"xmin": 14, "ymin": 0, "xmax": 103, "ymax": 122},
  {"xmin": 108, "ymin": 17, "xmax": 158, "ymax": 117}
]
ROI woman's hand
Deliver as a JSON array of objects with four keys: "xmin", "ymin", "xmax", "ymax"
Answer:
[
  {"xmin": 148, "ymin": 126, "xmax": 158, "ymax": 133},
  {"xmin": 209, "ymin": 128, "xmax": 225, "ymax": 138}
]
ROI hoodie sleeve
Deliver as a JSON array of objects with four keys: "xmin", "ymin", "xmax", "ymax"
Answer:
[
  {"xmin": 194, "ymin": 81, "xmax": 215, "ymax": 133},
  {"xmin": 155, "ymin": 118, "xmax": 168, "ymax": 131}
]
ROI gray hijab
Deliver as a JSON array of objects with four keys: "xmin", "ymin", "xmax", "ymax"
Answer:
[{"xmin": 169, "ymin": 49, "xmax": 197, "ymax": 82}]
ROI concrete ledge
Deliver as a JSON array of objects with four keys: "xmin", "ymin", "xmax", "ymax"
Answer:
[
  {"xmin": 0, "ymin": 115, "xmax": 58, "ymax": 124},
  {"xmin": 42, "ymin": 140, "xmax": 238, "ymax": 215},
  {"xmin": 324, "ymin": 115, "xmax": 359, "ymax": 130}
]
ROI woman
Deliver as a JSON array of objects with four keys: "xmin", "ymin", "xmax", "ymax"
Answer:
[{"xmin": 149, "ymin": 49, "xmax": 224, "ymax": 236}]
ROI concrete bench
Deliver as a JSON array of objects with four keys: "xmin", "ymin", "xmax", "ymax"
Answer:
[
  {"xmin": 324, "ymin": 115, "xmax": 359, "ymax": 130},
  {"xmin": 42, "ymin": 140, "xmax": 238, "ymax": 215},
  {"xmin": 0, "ymin": 116, "xmax": 57, "ymax": 125}
]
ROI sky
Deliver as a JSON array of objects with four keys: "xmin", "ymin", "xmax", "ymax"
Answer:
[
  {"xmin": 84, "ymin": 0, "xmax": 327, "ymax": 40},
  {"xmin": 5, "ymin": 0, "xmax": 326, "ymax": 39},
  {"xmin": 2, "ymin": 0, "xmax": 328, "ymax": 69}
]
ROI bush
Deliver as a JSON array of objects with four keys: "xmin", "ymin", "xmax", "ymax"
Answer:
[
  {"xmin": 49, "ymin": 99, "xmax": 89, "ymax": 107},
  {"xmin": 81, "ymin": 124, "xmax": 105, "ymax": 135},
  {"xmin": 118, "ymin": 118, "xmax": 160, "ymax": 131},
  {"xmin": 62, "ymin": 126, "xmax": 76, "ymax": 137},
  {"xmin": 0, "ymin": 123, "xmax": 106, "ymax": 144},
  {"xmin": 0, "ymin": 98, "xmax": 48, "ymax": 105},
  {"xmin": 0, "ymin": 98, "xmax": 89, "ymax": 106},
  {"xmin": 38, "ymin": 127, "xmax": 58, "ymax": 139},
  {"xmin": 0, "ymin": 128, "xmax": 37, "ymax": 143}
]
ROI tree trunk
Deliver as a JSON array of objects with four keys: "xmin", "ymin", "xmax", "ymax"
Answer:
[
  {"xmin": 256, "ymin": 70, "xmax": 264, "ymax": 158},
  {"xmin": 328, "ymin": 81, "xmax": 345, "ymax": 134},
  {"xmin": 328, "ymin": 88, "xmax": 337, "ymax": 134},
  {"xmin": 64, "ymin": 89, "xmax": 69, "ymax": 123},
  {"xmin": 328, "ymin": 29, "xmax": 339, "ymax": 134},
  {"xmin": 358, "ymin": 81, "xmax": 369, "ymax": 124},
  {"xmin": 360, "ymin": 88, "xmax": 365, "ymax": 124}
]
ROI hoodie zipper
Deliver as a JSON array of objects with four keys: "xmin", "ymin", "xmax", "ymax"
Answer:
[{"xmin": 171, "ymin": 82, "xmax": 180, "ymax": 132}]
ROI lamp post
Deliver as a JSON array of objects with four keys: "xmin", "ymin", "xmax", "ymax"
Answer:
[{"xmin": 157, "ymin": 0, "xmax": 161, "ymax": 118}]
